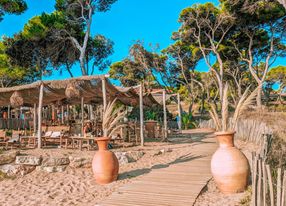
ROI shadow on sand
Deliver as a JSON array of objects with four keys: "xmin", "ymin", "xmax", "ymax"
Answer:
[{"xmin": 118, "ymin": 153, "xmax": 205, "ymax": 181}]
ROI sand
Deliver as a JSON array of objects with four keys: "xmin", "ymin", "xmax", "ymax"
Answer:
[
  {"xmin": 0, "ymin": 137, "xmax": 201, "ymax": 206},
  {"xmin": 193, "ymin": 139, "xmax": 259, "ymax": 206},
  {"xmin": 0, "ymin": 132, "xmax": 256, "ymax": 206}
]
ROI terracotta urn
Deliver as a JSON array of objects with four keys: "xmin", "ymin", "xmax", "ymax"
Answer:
[
  {"xmin": 211, "ymin": 131, "xmax": 249, "ymax": 194},
  {"xmin": 145, "ymin": 120, "xmax": 157, "ymax": 138},
  {"xmin": 92, "ymin": 137, "xmax": 119, "ymax": 184}
]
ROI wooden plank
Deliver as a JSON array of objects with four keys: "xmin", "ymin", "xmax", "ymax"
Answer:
[
  {"xmin": 33, "ymin": 103, "xmax": 37, "ymax": 134},
  {"xmin": 277, "ymin": 168, "xmax": 282, "ymax": 206},
  {"xmin": 103, "ymin": 197, "xmax": 195, "ymax": 204},
  {"xmin": 99, "ymin": 137, "xmax": 217, "ymax": 206},
  {"xmin": 266, "ymin": 164, "xmax": 275, "ymax": 206},
  {"xmin": 108, "ymin": 193, "xmax": 196, "ymax": 202},
  {"xmin": 102, "ymin": 196, "xmax": 195, "ymax": 206}
]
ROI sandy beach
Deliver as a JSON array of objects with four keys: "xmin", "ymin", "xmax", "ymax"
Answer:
[
  {"xmin": 0, "ymin": 137, "xmax": 201, "ymax": 206},
  {"xmin": 0, "ymin": 132, "xmax": 259, "ymax": 206}
]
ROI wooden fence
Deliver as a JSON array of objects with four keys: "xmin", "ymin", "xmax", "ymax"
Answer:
[
  {"xmin": 199, "ymin": 119, "xmax": 286, "ymax": 205},
  {"xmin": 251, "ymin": 151, "xmax": 286, "ymax": 206},
  {"xmin": 199, "ymin": 119, "xmax": 272, "ymax": 146}
]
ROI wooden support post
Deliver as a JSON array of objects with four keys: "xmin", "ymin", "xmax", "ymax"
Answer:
[
  {"xmin": 37, "ymin": 83, "xmax": 44, "ymax": 149},
  {"xmin": 266, "ymin": 164, "xmax": 275, "ymax": 206},
  {"xmin": 52, "ymin": 104, "xmax": 55, "ymax": 122},
  {"xmin": 81, "ymin": 97, "xmax": 84, "ymax": 136},
  {"xmin": 139, "ymin": 83, "xmax": 144, "ymax": 146},
  {"xmin": 281, "ymin": 170, "xmax": 286, "ymax": 206},
  {"xmin": 277, "ymin": 168, "xmax": 282, "ymax": 206},
  {"xmin": 177, "ymin": 93, "xmax": 182, "ymax": 132},
  {"xmin": 33, "ymin": 104, "xmax": 37, "ymax": 134},
  {"xmin": 8, "ymin": 105, "xmax": 11, "ymax": 118},
  {"xmin": 257, "ymin": 158, "xmax": 262, "ymax": 206},
  {"xmin": 163, "ymin": 90, "xmax": 167, "ymax": 140},
  {"xmin": 252, "ymin": 155, "xmax": 258, "ymax": 206},
  {"xmin": 7, "ymin": 105, "xmax": 11, "ymax": 129},
  {"xmin": 61, "ymin": 105, "xmax": 64, "ymax": 124},
  {"xmin": 66, "ymin": 105, "xmax": 69, "ymax": 122},
  {"xmin": 102, "ymin": 78, "xmax": 107, "ymax": 112},
  {"xmin": 102, "ymin": 78, "xmax": 108, "ymax": 137},
  {"xmin": 262, "ymin": 162, "xmax": 267, "ymax": 206}
]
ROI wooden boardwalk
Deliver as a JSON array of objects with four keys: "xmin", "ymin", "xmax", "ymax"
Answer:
[{"xmin": 99, "ymin": 137, "xmax": 217, "ymax": 206}]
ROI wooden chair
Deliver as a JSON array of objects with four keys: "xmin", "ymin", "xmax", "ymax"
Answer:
[
  {"xmin": 43, "ymin": 125, "xmax": 71, "ymax": 147},
  {"xmin": 1, "ymin": 130, "xmax": 23, "ymax": 150},
  {"xmin": 0, "ymin": 130, "xmax": 7, "ymax": 148},
  {"xmin": 127, "ymin": 123, "xmax": 140, "ymax": 144}
]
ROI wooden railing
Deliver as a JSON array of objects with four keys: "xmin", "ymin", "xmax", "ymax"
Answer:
[
  {"xmin": 251, "ymin": 141, "xmax": 286, "ymax": 206},
  {"xmin": 199, "ymin": 119, "xmax": 272, "ymax": 146}
]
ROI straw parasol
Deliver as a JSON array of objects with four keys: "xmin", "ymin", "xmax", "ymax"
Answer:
[{"xmin": 10, "ymin": 91, "xmax": 24, "ymax": 107}]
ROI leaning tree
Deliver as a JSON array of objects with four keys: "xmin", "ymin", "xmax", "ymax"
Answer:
[
  {"xmin": 174, "ymin": 3, "xmax": 235, "ymax": 104},
  {"xmin": 5, "ymin": 10, "xmax": 114, "ymax": 78},
  {"xmin": 223, "ymin": 0, "xmax": 286, "ymax": 107},
  {"xmin": 55, "ymin": 0, "xmax": 117, "ymax": 76}
]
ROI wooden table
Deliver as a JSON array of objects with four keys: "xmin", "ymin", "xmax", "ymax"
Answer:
[
  {"xmin": 20, "ymin": 136, "xmax": 38, "ymax": 148},
  {"xmin": 68, "ymin": 136, "xmax": 96, "ymax": 150}
]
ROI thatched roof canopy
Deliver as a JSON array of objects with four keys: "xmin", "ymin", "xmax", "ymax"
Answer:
[{"xmin": 0, "ymin": 75, "xmax": 159, "ymax": 107}]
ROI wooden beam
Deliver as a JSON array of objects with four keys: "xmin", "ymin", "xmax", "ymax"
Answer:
[
  {"xmin": 66, "ymin": 105, "xmax": 69, "ymax": 122},
  {"xmin": 51, "ymin": 104, "xmax": 55, "ymax": 122},
  {"xmin": 139, "ymin": 83, "xmax": 144, "ymax": 146},
  {"xmin": 81, "ymin": 97, "xmax": 84, "ymax": 136},
  {"xmin": 177, "ymin": 93, "xmax": 182, "ymax": 132},
  {"xmin": 7, "ymin": 105, "xmax": 10, "ymax": 119},
  {"xmin": 102, "ymin": 78, "xmax": 107, "ymax": 112},
  {"xmin": 33, "ymin": 103, "xmax": 37, "ymax": 134},
  {"xmin": 102, "ymin": 78, "xmax": 108, "ymax": 137},
  {"xmin": 37, "ymin": 83, "xmax": 44, "ymax": 149},
  {"xmin": 163, "ymin": 90, "xmax": 168, "ymax": 140},
  {"xmin": 61, "ymin": 105, "xmax": 64, "ymax": 124}
]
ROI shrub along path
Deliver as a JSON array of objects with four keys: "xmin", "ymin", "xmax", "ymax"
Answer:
[{"xmin": 99, "ymin": 133, "xmax": 217, "ymax": 206}]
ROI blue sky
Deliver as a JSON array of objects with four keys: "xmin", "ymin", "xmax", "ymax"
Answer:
[{"xmin": 0, "ymin": 0, "xmax": 284, "ymax": 82}]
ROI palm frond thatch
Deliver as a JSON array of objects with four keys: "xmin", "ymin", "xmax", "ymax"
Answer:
[{"xmin": 10, "ymin": 91, "xmax": 24, "ymax": 107}]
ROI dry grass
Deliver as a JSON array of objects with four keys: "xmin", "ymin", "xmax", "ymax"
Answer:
[
  {"xmin": 208, "ymin": 85, "xmax": 258, "ymax": 131},
  {"xmin": 239, "ymin": 186, "xmax": 252, "ymax": 206},
  {"xmin": 232, "ymin": 87, "xmax": 258, "ymax": 130},
  {"xmin": 241, "ymin": 111, "xmax": 286, "ymax": 141},
  {"xmin": 0, "ymin": 171, "xmax": 14, "ymax": 182}
]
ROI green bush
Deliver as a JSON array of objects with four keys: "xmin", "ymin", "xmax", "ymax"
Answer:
[{"xmin": 181, "ymin": 112, "xmax": 197, "ymax": 129}]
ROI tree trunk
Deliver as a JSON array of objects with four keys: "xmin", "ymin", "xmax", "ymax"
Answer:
[
  {"xmin": 218, "ymin": 80, "xmax": 223, "ymax": 105},
  {"xmin": 200, "ymin": 92, "xmax": 205, "ymax": 117},
  {"xmin": 237, "ymin": 84, "xmax": 242, "ymax": 98},
  {"xmin": 80, "ymin": 56, "xmax": 86, "ymax": 76},
  {"xmin": 256, "ymin": 84, "xmax": 263, "ymax": 108}
]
